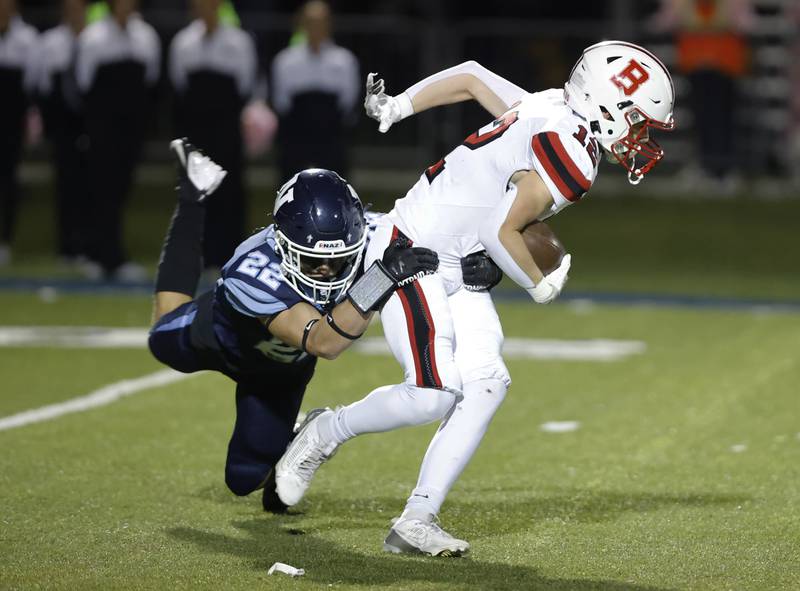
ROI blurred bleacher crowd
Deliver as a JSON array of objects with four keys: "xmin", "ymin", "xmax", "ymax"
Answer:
[{"xmin": 1, "ymin": 0, "xmax": 798, "ymax": 279}]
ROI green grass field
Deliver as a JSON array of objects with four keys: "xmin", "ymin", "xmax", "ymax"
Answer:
[
  {"xmin": 1, "ymin": 293, "xmax": 799, "ymax": 590},
  {"xmin": 1, "ymin": 184, "xmax": 800, "ymax": 589}
]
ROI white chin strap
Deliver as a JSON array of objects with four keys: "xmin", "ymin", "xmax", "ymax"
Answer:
[
  {"xmin": 603, "ymin": 147, "xmax": 643, "ymax": 185},
  {"xmin": 628, "ymin": 169, "xmax": 643, "ymax": 185}
]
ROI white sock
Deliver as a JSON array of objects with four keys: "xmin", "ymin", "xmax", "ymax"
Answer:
[
  {"xmin": 317, "ymin": 383, "xmax": 457, "ymax": 445},
  {"xmin": 404, "ymin": 378, "xmax": 507, "ymax": 516}
]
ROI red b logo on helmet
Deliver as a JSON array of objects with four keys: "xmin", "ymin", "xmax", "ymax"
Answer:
[{"xmin": 610, "ymin": 59, "xmax": 650, "ymax": 96}]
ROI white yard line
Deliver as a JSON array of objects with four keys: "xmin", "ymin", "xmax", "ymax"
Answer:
[
  {"xmin": 0, "ymin": 325, "xmax": 646, "ymax": 432},
  {"xmin": 540, "ymin": 420, "xmax": 582, "ymax": 433},
  {"xmin": 0, "ymin": 369, "xmax": 196, "ymax": 432},
  {"xmin": 0, "ymin": 326, "xmax": 149, "ymax": 348},
  {"xmin": 0, "ymin": 327, "xmax": 647, "ymax": 360},
  {"xmin": 355, "ymin": 336, "xmax": 646, "ymax": 361}
]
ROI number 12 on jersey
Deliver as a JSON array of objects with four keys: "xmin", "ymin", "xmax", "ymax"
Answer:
[{"xmin": 572, "ymin": 124, "xmax": 599, "ymax": 167}]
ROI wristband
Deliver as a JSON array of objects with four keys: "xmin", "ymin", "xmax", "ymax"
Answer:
[
  {"xmin": 527, "ymin": 279, "xmax": 556, "ymax": 304},
  {"xmin": 326, "ymin": 312, "xmax": 363, "ymax": 340},
  {"xmin": 396, "ymin": 92, "xmax": 414, "ymax": 120},
  {"xmin": 347, "ymin": 261, "xmax": 396, "ymax": 314},
  {"xmin": 301, "ymin": 318, "xmax": 319, "ymax": 353}
]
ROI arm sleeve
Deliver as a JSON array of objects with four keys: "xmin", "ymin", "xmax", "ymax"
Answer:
[
  {"xmin": 269, "ymin": 56, "xmax": 290, "ymax": 115},
  {"xmin": 237, "ymin": 31, "xmax": 258, "ymax": 98},
  {"xmin": 338, "ymin": 51, "xmax": 360, "ymax": 114},
  {"xmin": 75, "ymin": 37, "xmax": 93, "ymax": 94},
  {"xmin": 23, "ymin": 32, "xmax": 41, "ymax": 96},
  {"xmin": 477, "ymin": 184, "xmax": 535, "ymax": 290},
  {"xmin": 404, "ymin": 60, "xmax": 527, "ymax": 110},
  {"xmin": 144, "ymin": 28, "xmax": 161, "ymax": 87},
  {"xmin": 167, "ymin": 37, "xmax": 186, "ymax": 93},
  {"xmin": 35, "ymin": 41, "xmax": 51, "ymax": 96}
]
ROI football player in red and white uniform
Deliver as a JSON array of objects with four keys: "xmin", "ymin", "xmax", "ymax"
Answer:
[{"xmin": 275, "ymin": 41, "xmax": 675, "ymax": 555}]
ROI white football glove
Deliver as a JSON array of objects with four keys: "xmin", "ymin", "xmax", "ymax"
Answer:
[
  {"xmin": 364, "ymin": 72, "xmax": 413, "ymax": 133},
  {"xmin": 526, "ymin": 254, "xmax": 571, "ymax": 304}
]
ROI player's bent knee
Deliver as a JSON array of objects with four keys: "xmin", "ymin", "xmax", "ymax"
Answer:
[
  {"xmin": 460, "ymin": 360, "xmax": 511, "ymax": 389},
  {"xmin": 225, "ymin": 460, "xmax": 272, "ymax": 497},
  {"xmin": 152, "ymin": 291, "xmax": 193, "ymax": 325},
  {"xmin": 403, "ymin": 384, "xmax": 459, "ymax": 423},
  {"xmin": 147, "ymin": 328, "xmax": 200, "ymax": 374}
]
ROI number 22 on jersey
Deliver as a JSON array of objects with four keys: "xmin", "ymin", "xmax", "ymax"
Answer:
[{"xmin": 236, "ymin": 251, "xmax": 282, "ymax": 291}]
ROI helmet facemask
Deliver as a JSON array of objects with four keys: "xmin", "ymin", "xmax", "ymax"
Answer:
[
  {"xmin": 275, "ymin": 230, "xmax": 366, "ymax": 306},
  {"xmin": 607, "ymin": 108, "xmax": 675, "ymax": 185}
]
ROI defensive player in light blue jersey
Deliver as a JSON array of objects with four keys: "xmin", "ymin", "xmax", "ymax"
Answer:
[{"xmin": 148, "ymin": 138, "xmax": 443, "ymax": 511}]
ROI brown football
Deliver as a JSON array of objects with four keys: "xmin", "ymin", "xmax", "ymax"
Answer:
[{"xmin": 521, "ymin": 221, "xmax": 566, "ymax": 275}]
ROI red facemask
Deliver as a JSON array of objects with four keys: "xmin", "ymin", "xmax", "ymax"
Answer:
[{"xmin": 610, "ymin": 108, "xmax": 675, "ymax": 184}]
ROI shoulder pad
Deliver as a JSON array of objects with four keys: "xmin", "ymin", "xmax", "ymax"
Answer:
[
  {"xmin": 222, "ymin": 235, "xmax": 303, "ymax": 317},
  {"xmin": 531, "ymin": 126, "xmax": 598, "ymax": 205}
]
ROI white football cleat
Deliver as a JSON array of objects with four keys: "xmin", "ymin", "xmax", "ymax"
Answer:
[
  {"xmin": 383, "ymin": 514, "xmax": 470, "ymax": 557},
  {"xmin": 169, "ymin": 138, "xmax": 227, "ymax": 201},
  {"xmin": 275, "ymin": 408, "xmax": 338, "ymax": 506}
]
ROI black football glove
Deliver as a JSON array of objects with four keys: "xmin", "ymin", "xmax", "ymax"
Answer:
[
  {"xmin": 381, "ymin": 237, "xmax": 439, "ymax": 285},
  {"xmin": 461, "ymin": 250, "xmax": 503, "ymax": 292},
  {"xmin": 347, "ymin": 238, "xmax": 439, "ymax": 314}
]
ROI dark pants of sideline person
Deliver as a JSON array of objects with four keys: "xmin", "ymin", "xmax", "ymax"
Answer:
[
  {"xmin": 0, "ymin": 121, "xmax": 24, "ymax": 248},
  {"xmin": 689, "ymin": 69, "xmax": 737, "ymax": 179},
  {"xmin": 84, "ymin": 114, "xmax": 144, "ymax": 274},
  {"xmin": 52, "ymin": 126, "xmax": 90, "ymax": 259}
]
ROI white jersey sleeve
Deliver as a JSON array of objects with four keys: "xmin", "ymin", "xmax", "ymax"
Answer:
[
  {"xmin": 404, "ymin": 60, "xmax": 527, "ymax": 112},
  {"xmin": 530, "ymin": 124, "xmax": 599, "ymax": 216}
]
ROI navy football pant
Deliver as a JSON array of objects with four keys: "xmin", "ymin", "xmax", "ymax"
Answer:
[
  {"xmin": 225, "ymin": 380, "xmax": 305, "ymax": 496},
  {"xmin": 149, "ymin": 299, "xmax": 311, "ymax": 496}
]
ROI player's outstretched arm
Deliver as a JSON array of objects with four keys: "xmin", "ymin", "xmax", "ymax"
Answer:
[
  {"xmin": 267, "ymin": 301, "xmax": 371, "ymax": 361},
  {"xmin": 479, "ymin": 171, "xmax": 571, "ymax": 304},
  {"xmin": 269, "ymin": 242, "xmax": 439, "ymax": 360},
  {"xmin": 407, "ymin": 61, "xmax": 526, "ymax": 117},
  {"xmin": 365, "ymin": 62, "xmax": 526, "ymax": 132}
]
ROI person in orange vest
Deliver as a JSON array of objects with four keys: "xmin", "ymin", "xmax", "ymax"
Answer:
[{"xmin": 652, "ymin": 0, "xmax": 753, "ymax": 189}]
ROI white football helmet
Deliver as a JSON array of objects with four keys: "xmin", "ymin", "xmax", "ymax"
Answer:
[{"xmin": 564, "ymin": 41, "xmax": 675, "ymax": 184}]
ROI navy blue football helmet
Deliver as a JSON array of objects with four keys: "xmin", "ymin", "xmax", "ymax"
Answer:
[{"xmin": 273, "ymin": 169, "xmax": 366, "ymax": 306}]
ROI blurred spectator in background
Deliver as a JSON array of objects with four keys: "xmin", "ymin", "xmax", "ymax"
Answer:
[
  {"xmin": 652, "ymin": 0, "xmax": 754, "ymax": 192},
  {"xmin": 0, "ymin": 0, "xmax": 38, "ymax": 267},
  {"xmin": 270, "ymin": 0, "xmax": 360, "ymax": 183},
  {"xmin": 37, "ymin": 0, "xmax": 90, "ymax": 266},
  {"xmin": 76, "ymin": 0, "xmax": 160, "ymax": 281},
  {"xmin": 169, "ymin": 0, "xmax": 257, "ymax": 270},
  {"xmin": 789, "ymin": 1, "xmax": 800, "ymax": 186}
]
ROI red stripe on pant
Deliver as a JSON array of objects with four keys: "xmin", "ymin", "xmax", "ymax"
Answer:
[
  {"xmin": 396, "ymin": 280, "xmax": 442, "ymax": 389},
  {"xmin": 390, "ymin": 225, "xmax": 412, "ymax": 245}
]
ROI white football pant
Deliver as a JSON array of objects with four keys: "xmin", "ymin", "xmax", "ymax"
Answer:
[{"xmin": 321, "ymin": 219, "xmax": 511, "ymax": 516}]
